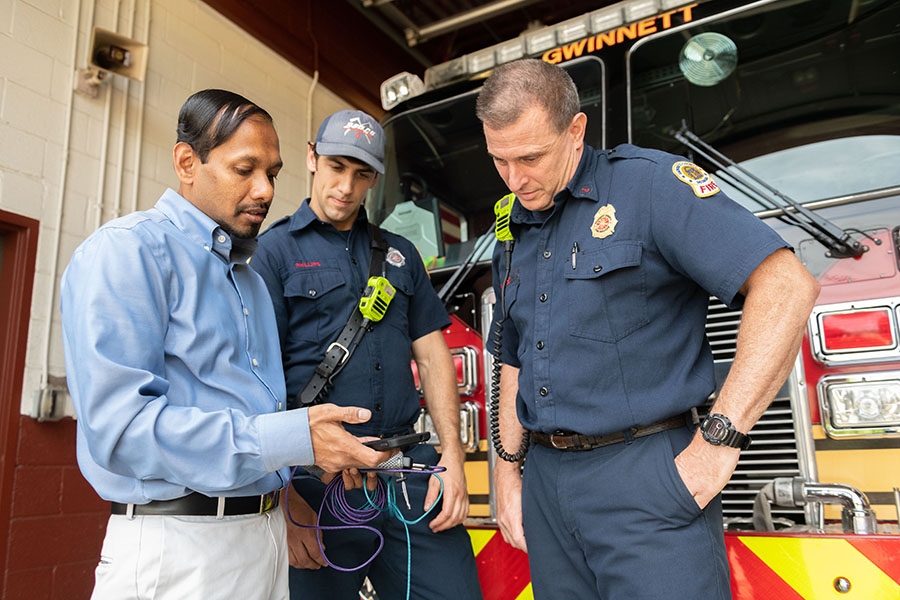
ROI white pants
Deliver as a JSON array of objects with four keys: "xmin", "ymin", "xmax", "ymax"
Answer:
[{"xmin": 91, "ymin": 508, "xmax": 288, "ymax": 600}]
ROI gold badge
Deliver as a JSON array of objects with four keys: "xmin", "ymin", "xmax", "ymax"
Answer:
[
  {"xmin": 591, "ymin": 204, "xmax": 617, "ymax": 239},
  {"xmin": 672, "ymin": 161, "xmax": 721, "ymax": 197}
]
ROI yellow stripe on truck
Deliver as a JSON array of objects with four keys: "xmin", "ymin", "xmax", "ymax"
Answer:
[
  {"xmin": 739, "ymin": 536, "xmax": 900, "ymax": 598},
  {"xmin": 515, "ymin": 583, "xmax": 533, "ymax": 600},
  {"xmin": 469, "ymin": 528, "xmax": 494, "ymax": 556}
]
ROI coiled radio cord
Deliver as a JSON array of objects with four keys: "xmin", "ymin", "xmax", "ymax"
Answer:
[{"xmin": 489, "ymin": 240, "xmax": 530, "ymax": 463}]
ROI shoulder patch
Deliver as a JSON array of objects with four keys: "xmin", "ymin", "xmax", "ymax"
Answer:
[
  {"xmin": 672, "ymin": 161, "xmax": 720, "ymax": 197},
  {"xmin": 386, "ymin": 247, "xmax": 406, "ymax": 268}
]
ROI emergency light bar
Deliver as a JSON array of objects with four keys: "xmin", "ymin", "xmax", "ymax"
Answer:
[
  {"xmin": 380, "ymin": 72, "xmax": 425, "ymax": 113},
  {"xmin": 380, "ymin": 0, "xmax": 697, "ymax": 110}
]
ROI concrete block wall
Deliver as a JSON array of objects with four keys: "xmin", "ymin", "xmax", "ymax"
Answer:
[
  {"xmin": 0, "ymin": 1, "xmax": 354, "ymax": 596},
  {"xmin": 1, "ymin": 0, "xmax": 351, "ymax": 419}
]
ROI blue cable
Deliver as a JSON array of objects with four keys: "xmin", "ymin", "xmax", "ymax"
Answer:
[{"xmin": 286, "ymin": 463, "xmax": 446, "ymax": 600}]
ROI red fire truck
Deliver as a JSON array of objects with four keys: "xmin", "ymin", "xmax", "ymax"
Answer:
[{"xmin": 373, "ymin": 0, "xmax": 900, "ymax": 597}]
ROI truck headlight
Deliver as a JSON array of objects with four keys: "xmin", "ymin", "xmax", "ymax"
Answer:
[{"xmin": 819, "ymin": 373, "xmax": 900, "ymax": 437}]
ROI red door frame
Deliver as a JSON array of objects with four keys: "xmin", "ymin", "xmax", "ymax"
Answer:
[{"xmin": 0, "ymin": 209, "xmax": 40, "ymax": 594}]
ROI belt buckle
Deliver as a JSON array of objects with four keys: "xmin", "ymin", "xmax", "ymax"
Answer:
[
  {"xmin": 549, "ymin": 431, "xmax": 569, "ymax": 449},
  {"xmin": 260, "ymin": 491, "xmax": 278, "ymax": 513},
  {"xmin": 326, "ymin": 342, "xmax": 350, "ymax": 367}
]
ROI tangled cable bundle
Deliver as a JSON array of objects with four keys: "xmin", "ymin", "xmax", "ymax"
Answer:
[{"xmin": 286, "ymin": 460, "xmax": 447, "ymax": 592}]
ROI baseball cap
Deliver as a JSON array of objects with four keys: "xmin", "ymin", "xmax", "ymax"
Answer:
[{"xmin": 314, "ymin": 109, "xmax": 385, "ymax": 174}]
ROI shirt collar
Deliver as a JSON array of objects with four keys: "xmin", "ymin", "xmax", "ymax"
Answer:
[
  {"xmin": 156, "ymin": 188, "xmax": 257, "ymax": 264},
  {"xmin": 509, "ymin": 146, "xmax": 606, "ymax": 226},
  {"xmin": 564, "ymin": 145, "xmax": 607, "ymax": 203},
  {"xmin": 287, "ymin": 199, "xmax": 370, "ymax": 233}
]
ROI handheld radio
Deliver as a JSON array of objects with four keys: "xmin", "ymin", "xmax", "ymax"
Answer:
[
  {"xmin": 359, "ymin": 276, "xmax": 395, "ymax": 322},
  {"xmin": 494, "ymin": 193, "xmax": 515, "ymax": 242}
]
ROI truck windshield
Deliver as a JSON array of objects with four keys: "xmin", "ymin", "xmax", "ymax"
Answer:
[
  {"xmin": 628, "ymin": 0, "xmax": 900, "ymax": 207},
  {"xmin": 714, "ymin": 135, "xmax": 900, "ymax": 213},
  {"xmin": 628, "ymin": 0, "xmax": 900, "ymax": 275}
]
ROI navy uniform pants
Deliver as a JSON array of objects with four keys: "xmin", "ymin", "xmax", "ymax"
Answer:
[
  {"xmin": 288, "ymin": 444, "xmax": 483, "ymax": 600},
  {"xmin": 523, "ymin": 425, "xmax": 732, "ymax": 599}
]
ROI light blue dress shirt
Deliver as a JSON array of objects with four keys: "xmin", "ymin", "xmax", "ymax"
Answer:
[{"xmin": 61, "ymin": 188, "xmax": 313, "ymax": 504}]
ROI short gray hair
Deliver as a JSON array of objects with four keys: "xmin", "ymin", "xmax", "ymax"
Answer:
[{"xmin": 475, "ymin": 59, "xmax": 580, "ymax": 133}]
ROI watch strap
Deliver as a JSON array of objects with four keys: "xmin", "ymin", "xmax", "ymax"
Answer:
[
  {"xmin": 721, "ymin": 427, "xmax": 752, "ymax": 451},
  {"xmin": 701, "ymin": 413, "xmax": 752, "ymax": 450}
]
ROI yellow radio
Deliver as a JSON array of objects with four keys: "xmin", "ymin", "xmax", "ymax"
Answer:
[{"xmin": 358, "ymin": 276, "xmax": 395, "ymax": 322}]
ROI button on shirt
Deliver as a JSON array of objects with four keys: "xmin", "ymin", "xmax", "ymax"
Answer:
[
  {"xmin": 252, "ymin": 201, "xmax": 450, "ymax": 436},
  {"xmin": 61, "ymin": 188, "xmax": 308, "ymax": 504},
  {"xmin": 491, "ymin": 144, "xmax": 789, "ymax": 436}
]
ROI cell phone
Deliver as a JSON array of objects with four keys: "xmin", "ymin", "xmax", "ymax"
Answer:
[{"xmin": 363, "ymin": 432, "xmax": 431, "ymax": 450}]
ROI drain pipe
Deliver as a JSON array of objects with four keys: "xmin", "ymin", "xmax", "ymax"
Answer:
[
  {"xmin": 771, "ymin": 477, "xmax": 878, "ymax": 534},
  {"xmin": 35, "ymin": 0, "xmax": 85, "ymax": 420}
]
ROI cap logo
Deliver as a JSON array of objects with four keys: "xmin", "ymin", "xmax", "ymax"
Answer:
[{"xmin": 343, "ymin": 117, "xmax": 378, "ymax": 144}]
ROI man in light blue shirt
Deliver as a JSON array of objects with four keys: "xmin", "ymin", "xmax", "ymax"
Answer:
[{"xmin": 60, "ymin": 89, "xmax": 389, "ymax": 600}]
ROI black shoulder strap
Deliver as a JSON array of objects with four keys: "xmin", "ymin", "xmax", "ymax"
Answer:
[
  {"xmin": 368, "ymin": 223, "xmax": 387, "ymax": 276},
  {"xmin": 289, "ymin": 224, "xmax": 387, "ymax": 409}
]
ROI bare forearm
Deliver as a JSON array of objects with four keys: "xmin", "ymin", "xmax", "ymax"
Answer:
[
  {"xmin": 714, "ymin": 248, "xmax": 820, "ymax": 430},
  {"xmin": 414, "ymin": 332, "xmax": 464, "ymax": 458},
  {"xmin": 675, "ymin": 249, "xmax": 820, "ymax": 509}
]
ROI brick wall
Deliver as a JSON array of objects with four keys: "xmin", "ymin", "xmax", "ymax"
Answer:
[{"xmin": 5, "ymin": 418, "xmax": 105, "ymax": 599}]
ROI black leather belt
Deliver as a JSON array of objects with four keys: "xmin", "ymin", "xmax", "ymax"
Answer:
[
  {"xmin": 531, "ymin": 412, "xmax": 693, "ymax": 452},
  {"xmin": 111, "ymin": 491, "xmax": 279, "ymax": 517}
]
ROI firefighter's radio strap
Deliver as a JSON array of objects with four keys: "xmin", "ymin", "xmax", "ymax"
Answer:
[{"xmin": 290, "ymin": 224, "xmax": 396, "ymax": 410}]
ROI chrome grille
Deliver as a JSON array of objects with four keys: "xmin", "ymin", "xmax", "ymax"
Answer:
[
  {"xmin": 705, "ymin": 297, "xmax": 807, "ymax": 528},
  {"xmin": 705, "ymin": 299, "xmax": 742, "ymax": 361}
]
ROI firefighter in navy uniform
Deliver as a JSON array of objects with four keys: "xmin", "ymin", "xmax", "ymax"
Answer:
[
  {"xmin": 252, "ymin": 110, "xmax": 482, "ymax": 600},
  {"xmin": 480, "ymin": 59, "xmax": 820, "ymax": 599}
]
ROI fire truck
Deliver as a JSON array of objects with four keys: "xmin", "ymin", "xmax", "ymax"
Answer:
[{"xmin": 372, "ymin": 0, "xmax": 900, "ymax": 597}]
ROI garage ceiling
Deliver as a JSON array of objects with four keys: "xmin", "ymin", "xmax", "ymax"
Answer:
[{"xmin": 202, "ymin": 0, "xmax": 613, "ymax": 117}]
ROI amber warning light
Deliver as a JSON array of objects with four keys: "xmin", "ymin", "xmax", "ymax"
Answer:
[{"xmin": 820, "ymin": 308, "xmax": 896, "ymax": 353}]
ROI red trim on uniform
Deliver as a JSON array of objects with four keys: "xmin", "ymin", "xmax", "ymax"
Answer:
[
  {"xmin": 726, "ymin": 537, "xmax": 804, "ymax": 600},
  {"xmin": 476, "ymin": 533, "xmax": 531, "ymax": 600}
]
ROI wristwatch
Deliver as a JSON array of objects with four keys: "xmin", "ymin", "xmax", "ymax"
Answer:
[{"xmin": 699, "ymin": 413, "xmax": 751, "ymax": 450}]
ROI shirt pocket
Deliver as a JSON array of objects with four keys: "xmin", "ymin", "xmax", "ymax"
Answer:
[
  {"xmin": 564, "ymin": 241, "xmax": 649, "ymax": 343},
  {"xmin": 282, "ymin": 267, "xmax": 346, "ymax": 342},
  {"xmin": 384, "ymin": 266, "xmax": 414, "ymax": 298},
  {"xmin": 374, "ymin": 266, "xmax": 413, "ymax": 331}
]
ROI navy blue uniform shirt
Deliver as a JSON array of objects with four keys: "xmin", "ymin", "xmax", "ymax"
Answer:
[
  {"xmin": 253, "ymin": 200, "xmax": 450, "ymax": 436},
  {"xmin": 491, "ymin": 144, "xmax": 789, "ymax": 437}
]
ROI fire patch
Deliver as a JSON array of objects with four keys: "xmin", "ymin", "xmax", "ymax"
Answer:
[
  {"xmin": 591, "ymin": 204, "xmax": 618, "ymax": 239},
  {"xmin": 672, "ymin": 161, "xmax": 721, "ymax": 197}
]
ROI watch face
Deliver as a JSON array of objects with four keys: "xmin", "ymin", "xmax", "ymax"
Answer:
[{"xmin": 704, "ymin": 415, "xmax": 728, "ymax": 441}]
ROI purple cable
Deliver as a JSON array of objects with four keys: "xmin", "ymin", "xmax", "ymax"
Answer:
[
  {"xmin": 285, "ymin": 461, "xmax": 447, "ymax": 572},
  {"xmin": 285, "ymin": 469, "xmax": 386, "ymax": 572}
]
